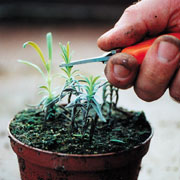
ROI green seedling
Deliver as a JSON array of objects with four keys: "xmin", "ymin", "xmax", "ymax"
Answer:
[
  {"xmin": 81, "ymin": 75, "xmax": 105, "ymax": 122},
  {"xmin": 60, "ymin": 42, "xmax": 74, "ymax": 82},
  {"xmin": 102, "ymin": 82, "xmax": 119, "ymax": 117},
  {"xmin": 18, "ymin": 32, "xmax": 57, "ymax": 120},
  {"xmin": 59, "ymin": 42, "xmax": 80, "ymax": 103},
  {"xmin": 67, "ymin": 75, "xmax": 106, "ymax": 142}
]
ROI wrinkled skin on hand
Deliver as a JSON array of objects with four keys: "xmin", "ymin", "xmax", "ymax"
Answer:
[{"xmin": 98, "ymin": 0, "xmax": 180, "ymax": 102}]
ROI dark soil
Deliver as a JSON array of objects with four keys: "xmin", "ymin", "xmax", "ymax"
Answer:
[{"xmin": 10, "ymin": 105, "xmax": 151, "ymax": 154}]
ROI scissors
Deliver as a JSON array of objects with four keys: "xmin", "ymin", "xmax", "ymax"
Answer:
[{"xmin": 60, "ymin": 33, "xmax": 180, "ymax": 67}]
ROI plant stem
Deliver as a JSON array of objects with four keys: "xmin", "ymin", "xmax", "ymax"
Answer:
[
  {"xmin": 44, "ymin": 101, "xmax": 55, "ymax": 122},
  {"xmin": 68, "ymin": 92, "xmax": 72, "ymax": 104},
  {"xmin": 71, "ymin": 106, "xmax": 77, "ymax": 129},
  {"xmin": 108, "ymin": 85, "xmax": 113, "ymax": 117},
  {"xmin": 115, "ymin": 88, "xmax": 119, "ymax": 108},
  {"xmin": 83, "ymin": 103, "xmax": 90, "ymax": 134},
  {"xmin": 47, "ymin": 72, "xmax": 53, "ymax": 99},
  {"xmin": 89, "ymin": 113, "xmax": 98, "ymax": 143}
]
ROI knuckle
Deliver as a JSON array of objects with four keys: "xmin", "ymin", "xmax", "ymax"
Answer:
[
  {"xmin": 123, "ymin": 4, "xmax": 138, "ymax": 17},
  {"xmin": 114, "ymin": 4, "xmax": 138, "ymax": 27}
]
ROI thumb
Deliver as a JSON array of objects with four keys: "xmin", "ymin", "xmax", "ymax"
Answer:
[
  {"xmin": 134, "ymin": 35, "xmax": 180, "ymax": 101},
  {"xmin": 98, "ymin": 0, "xmax": 170, "ymax": 51}
]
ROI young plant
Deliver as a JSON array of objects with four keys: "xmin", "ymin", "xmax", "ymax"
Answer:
[
  {"xmin": 18, "ymin": 32, "xmax": 57, "ymax": 120},
  {"xmin": 59, "ymin": 42, "xmax": 80, "ymax": 103},
  {"xmin": 82, "ymin": 75, "xmax": 105, "ymax": 122},
  {"xmin": 102, "ymin": 82, "xmax": 119, "ymax": 118},
  {"xmin": 67, "ymin": 75, "xmax": 106, "ymax": 142}
]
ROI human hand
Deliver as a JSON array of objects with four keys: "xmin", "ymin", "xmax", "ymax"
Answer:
[{"xmin": 97, "ymin": 0, "xmax": 180, "ymax": 102}]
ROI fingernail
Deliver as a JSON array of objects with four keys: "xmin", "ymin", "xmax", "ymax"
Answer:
[
  {"xmin": 113, "ymin": 64, "xmax": 130, "ymax": 79},
  {"xmin": 158, "ymin": 41, "xmax": 179, "ymax": 63}
]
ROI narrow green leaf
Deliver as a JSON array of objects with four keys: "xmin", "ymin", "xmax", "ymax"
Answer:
[
  {"xmin": 60, "ymin": 43, "xmax": 69, "ymax": 64},
  {"xmin": 83, "ymin": 76, "xmax": 90, "ymax": 85},
  {"xmin": 38, "ymin": 96, "xmax": 48, "ymax": 106},
  {"xmin": 89, "ymin": 75, "xmax": 93, "ymax": 83},
  {"xmin": 18, "ymin": 60, "xmax": 45, "ymax": 79},
  {"xmin": 69, "ymin": 53, "xmax": 72, "ymax": 61},
  {"xmin": 72, "ymin": 69, "xmax": 79, "ymax": 75},
  {"xmin": 110, "ymin": 139, "xmax": 125, "ymax": 144},
  {"xmin": 61, "ymin": 74, "xmax": 68, "ymax": 80},
  {"xmin": 61, "ymin": 54, "xmax": 66, "ymax": 62},
  {"xmin": 61, "ymin": 67, "xmax": 68, "ymax": 73},
  {"xmin": 85, "ymin": 89, "xmax": 89, "ymax": 95},
  {"xmin": 66, "ymin": 42, "xmax": 70, "ymax": 61},
  {"xmin": 84, "ymin": 85, "xmax": 91, "ymax": 93},
  {"xmin": 73, "ymin": 134, "xmax": 83, "ymax": 137},
  {"xmin": 23, "ymin": 41, "xmax": 46, "ymax": 67},
  {"xmin": 92, "ymin": 76, "xmax": 100, "ymax": 85},
  {"xmin": 38, "ymin": 90, "xmax": 47, "ymax": 95},
  {"xmin": 112, "ymin": 128, "xmax": 121, "ymax": 132},
  {"xmin": 46, "ymin": 32, "xmax": 53, "ymax": 61},
  {"xmin": 92, "ymin": 98, "xmax": 106, "ymax": 122},
  {"xmin": 45, "ymin": 63, "xmax": 51, "ymax": 73},
  {"xmin": 39, "ymin": 85, "xmax": 49, "ymax": 91}
]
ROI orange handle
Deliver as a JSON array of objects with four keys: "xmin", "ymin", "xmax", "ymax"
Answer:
[{"xmin": 121, "ymin": 33, "xmax": 180, "ymax": 64}]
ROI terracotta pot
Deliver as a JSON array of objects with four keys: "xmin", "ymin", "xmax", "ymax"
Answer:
[{"xmin": 8, "ymin": 122, "xmax": 153, "ymax": 180}]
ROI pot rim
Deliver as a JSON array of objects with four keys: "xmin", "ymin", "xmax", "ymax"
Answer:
[{"xmin": 8, "ymin": 118, "xmax": 153, "ymax": 158}]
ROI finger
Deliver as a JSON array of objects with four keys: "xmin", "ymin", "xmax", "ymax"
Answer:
[
  {"xmin": 169, "ymin": 69, "xmax": 180, "ymax": 102},
  {"xmin": 104, "ymin": 52, "xmax": 139, "ymax": 89},
  {"xmin": 134, "ymin": 35, "xmax": 180, "ymax": 102},
  {"xmin": 97, "ymin": 0, "xmax": 170, "ymax": 51}
]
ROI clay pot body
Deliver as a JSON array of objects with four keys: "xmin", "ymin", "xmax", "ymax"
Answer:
[{"xmin": 9, "ymin": 122, "xmax": 152, "ymax": 180}]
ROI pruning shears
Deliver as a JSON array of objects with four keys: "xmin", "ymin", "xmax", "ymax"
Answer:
[{"xmin": 60, "ymin": 33, "xmax": 180, "ymax": 67}]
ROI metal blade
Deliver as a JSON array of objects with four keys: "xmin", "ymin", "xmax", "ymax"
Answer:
[
  {"xmin": 59, "ymin": 56, "xmax": 110, "ymax": 67},
  {"xmin": 59, "ymin": 50, "xmax": 116, "ymax": 67}
]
